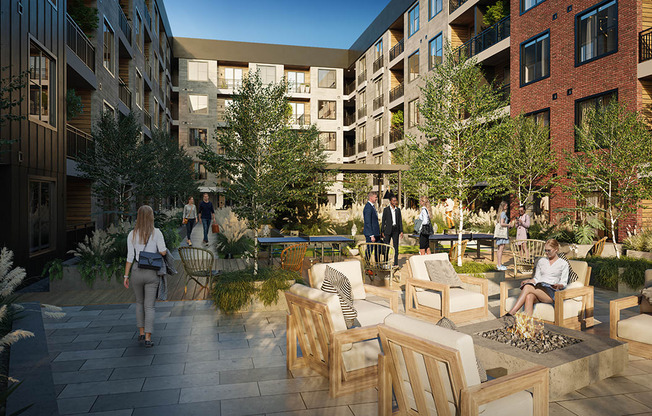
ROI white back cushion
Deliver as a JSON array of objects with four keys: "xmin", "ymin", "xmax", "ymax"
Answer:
[
  {"xmin": 288, "ymin": 283, "xmax": 347, "ymax": 333},
  {"xmin": 408, "ymin": 253, "xmax": 450, "ymax": 281},
  {"xmin": 568, "ymin": 260, "xmax": 589, "ymax": 285},
  {"xmin": 310, "ymin": 260, "xmax": 366, "ymax": 300}
]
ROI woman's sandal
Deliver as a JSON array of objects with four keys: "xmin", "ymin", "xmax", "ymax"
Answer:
[
  {"xmin": 138, "ymin": 334, "xmax": 145, "ymax": 342},
  {"xmin": 144, "ymin": 340, "xmax": 154, "ymax": 348}
]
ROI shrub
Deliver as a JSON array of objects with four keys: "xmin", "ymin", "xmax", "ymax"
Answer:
[
  {"xmin": 68, "ymin": 230, "xmax": 123, "ymax": 287},
  {"xmin": 624, "ymin": 227, "xmax": 652, "ymax": 253},
  {"xmin": 586, "ymin": 256, "xmax": 652, "ymax": 290},
  {"xmin": 453, "ymin": 261, "xmax": 498, "ymax": 274}
]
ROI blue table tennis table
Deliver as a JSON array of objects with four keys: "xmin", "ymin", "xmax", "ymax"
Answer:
[
  {"xmin": 258, "ymin": 236, "xmax": 354, "ymax": 264},
  {"xmin": 411, "ymin": 233, "xmax": 496, "ymax": 261}
]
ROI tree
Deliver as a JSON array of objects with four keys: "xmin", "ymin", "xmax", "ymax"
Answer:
[
  {"xmin": 498, "ymin": 114, "xmax": 556, "ymax": 207},
  {"xmin": 67, "ymin": 0, "xmax": 99, "ymax": 37},
  {"xmin": 0, "ymin": 66, "xmax": 27, "ymax": 153},
  {"xmin": 199, "ymin": 72, "xmax": 328, "ymax": 273},
  {"xmin": 560, "ymin": 101, "xmax": 652, "ymax": 258},
  {"xmin": 342, "ymin": 173, "xmax": 369, "ymax": 205},
  {"xmin": 409, "ymin": 43, "xmax": 509, "ymax": 265}
]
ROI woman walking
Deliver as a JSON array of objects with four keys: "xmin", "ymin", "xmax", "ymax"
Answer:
[
  {"xmin": 495, "ymin": 201, "xmax": 513, "ymax": 271},
  {"xmin": 418, "ymin": 196, "xmax": 433, "ymax": 255},
  {"xmin": 183, "ymin": 196, "xmax": 199, "ymax": 246},
  {"xmin": 515, "ymin": 205, "xmax": 531, "ymax": 260},
  {"xmin": 123, "ymin": 205, "xmax": 167, "ymax": 348}
]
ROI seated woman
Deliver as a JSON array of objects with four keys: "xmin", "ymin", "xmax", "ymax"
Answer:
[{"xmin": 505, "ymin": 239, "xmax": 568, "ymax": 317}]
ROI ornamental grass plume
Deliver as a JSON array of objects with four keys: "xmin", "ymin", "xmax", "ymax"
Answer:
[
  {"xmin": 68, "ymin": 229, "xmax": 115, "ymax": 259},
  {"xmin": 0, "ymin": 248, "xmax": 34, "ymax": 354}
]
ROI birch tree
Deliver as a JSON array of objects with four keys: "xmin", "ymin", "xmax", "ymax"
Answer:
[
  {"xmin": 561, "ymin": 101, "xmax": 652, "ymax": 258},
  {"xmin": 410, "ymin": 43, "xmax": 509, "ymax": 265}
]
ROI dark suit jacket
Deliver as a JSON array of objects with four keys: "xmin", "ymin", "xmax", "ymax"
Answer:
[
  {"xmin": 363, "ymin": 202, "xmax": 380, "ymax": 237},
  {"xmin": 381, "ymin": 206, "xmax": 403, "ymax": 237}
]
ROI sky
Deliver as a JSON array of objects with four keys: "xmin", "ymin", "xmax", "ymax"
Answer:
[{"xmin": 164, "ymin": 0, "xmax": 392, "ymax": 49}]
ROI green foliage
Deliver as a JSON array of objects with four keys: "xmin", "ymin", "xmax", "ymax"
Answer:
[
  {"xmin": 159, "ymin": 225, "xmax": 182, "ymax": 251},
  {"xmin": 574, "ymin": 217, "xmax": 605, "ymax": 245},
  {"xmin": 257, "ymin": 268, "xmax": 296, "ymax": 306},
  {"xmin": 215, "ymin": 234, "xmax": 253, "ymax": 257},
  {"xmin": 624, "ymin": 228, "xmax": 652, "ymax": 252},
  {"xmin": 342, "ymin": 173, "xmax": 369, "ymax": 205},
  {"xmin": 67, "ymin": 0, "xmax": 99, "ymax": 37},
  {"xmin": 391, "ymin": 110, "xmax": 404, "ymax": 128},
  {"xmin": 586, "ymin": 256, "xmax": 652, "ymax": 290},
  {"xmin": 68, "ymin": 230, "xmax": 123, "ymax": 287},
  {"xmin": 1, "ymin": 67, "xmax": 28, "ymax": 154},
  {"xmin": 453, "ymin": 261, "xmax": 498, "ymax": 274},
  {"xmin": 66, "ymin": 89, "xmax": 83, "ymax": 120},
  {"xmin": 483, "ymin": 0, "xmax": 509, "ymax": 26},
  {"xmin": 42, "ymin": 258, "xmax": 64, "ymax": 280}
]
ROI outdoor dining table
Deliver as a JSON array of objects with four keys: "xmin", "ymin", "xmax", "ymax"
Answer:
[
  {"xmin": 257, "ymin": 235, "xmax": 354, "ymax": 264},
  {"xmin": 410, "ymin": 233, "xmax": 496, "ymax": 261}
]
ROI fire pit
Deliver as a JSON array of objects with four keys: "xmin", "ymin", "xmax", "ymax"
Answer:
[{"xmin": 458, "ymin": 319, "xmax": 628, "ymax": 399}]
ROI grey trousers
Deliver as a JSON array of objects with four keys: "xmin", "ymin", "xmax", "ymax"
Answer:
[{"xmin": 131, "ymin": 265, "xmax": 160, "ymax": 334}]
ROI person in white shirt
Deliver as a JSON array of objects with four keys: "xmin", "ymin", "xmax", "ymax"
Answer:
[
  {"xmin": 445, "ymin": 198, "xmax": 455, "ymax": 229},
  {"xmin": 418, "ymin": 196, "xmax": 433, "ymax": 255},
  {"xmin": 381, "ymin": 195, "xmax": 403, "ymax": 264},
  {"xmin": 504, "ymin": 239, "xmax": 568, "ymax": 317}
]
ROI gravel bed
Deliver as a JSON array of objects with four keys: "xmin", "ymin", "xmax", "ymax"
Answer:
[{"xmin": 479, "ymin": 326, "xmax": 583, "ymax": 354}]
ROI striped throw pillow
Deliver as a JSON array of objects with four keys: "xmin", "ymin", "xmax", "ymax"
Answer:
[
  {"xmin": 557, "ymin": 252, "xmax": 579, "ymax": 283},
  {"xmin": 322, "ymin": 266, "xmax": 357, "ymax": 328}
]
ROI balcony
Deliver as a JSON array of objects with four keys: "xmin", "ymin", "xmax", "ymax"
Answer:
[
  {"xmin": 373, "ymin": 94, "xmax": 384, "ymax": 111},
  {"xmin": 453, "ymin": 15, "xmax": 510, "ymax": 62},
  {"xmin": 389, "ymin": 39, "xmax": 404, "ymax": 61},
  {"xmin": 118, "ymin": 5, "xmax": 132, "ymax": 44},
  {"xmin": 390, "ymin": 128, "xmax": 404, "ymax": 144},
  {"xmin": 641, "ymin": 28, "xmax": 652, "ymax": 62},
  {"xmin": 144, "ymin": 109, "xmax": 152, "ymax": 130},
  {"xmin": 218, "ymin": 78, "xmax": 243, "ymax": 90},
  {"xmin": 290, "ymin": 114, "xmax": 311, "ymax": 125},
  {"xmin": 142, "ymin": 3, "xmax": 152, "ymax": 27},
  {"xmin": 145, "ymin": 58, "xmax": 152, "ymax": 80},
  {"xmin": 389, "ymin": 83, "xmax": 404, "ymax": 102},
  {"xmin": 497, "ymin": 83, "xmax": 510, "ymax": 104},
  {"xmin": 357, "ymin": 105, "xmax": 367, "ymax": 119},
  {"xmin": 450, "ymin": 0, "xmax": 470, "ymax": 14},
  {"xmin": 357, "ymin": 141, "xmax": 366, "ymax": 153},
  {"xmin": 119, "ymin": 78, "xmax": 132, "ymax": 108},
  {"xmin": 66, "ymin": 124, "xmax": 92, "ymax": 160},
  {"xmin": 344, "ymin": 143, "xmax": 356, "ymax": 157},
  {"xmin": 288, "ymin": 82, "xmax": 310, "ymax": 93},
  {"xmin": 344, "ymin": 80, "xmax": 356, "ymax": 95},
  {"xmin": 373, "ymin": 134, "xmax": 383, "ymax": 148},
  {"xmin": 344, "ymin": 112, "xmax": 356, "ymax": 126},
  {"xmin": 357, "ymin": 70, "xmax": 367, "ymax": 85},
  {"xmin": 66, "ymin": 14, "xmax": 95, "ymax": 70},
  {"xmin": 373, "ymin": 55, "xmax": 384, "ymax": 73}
]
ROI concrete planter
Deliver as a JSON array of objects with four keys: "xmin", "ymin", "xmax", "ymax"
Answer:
[
  {"xmin": 625, "ymin": 250, "xmax": 652, "ymax": 261},
  {"xmin": 616, "ymin": 267, "xmax": 644, "ymax": 295},
  {"xmin": 236, "ymin": 280, "xmax": 295, "ymax": 313},
  {"xmin": 458, "ymin": 270, "xmax": 505, "ymax": 297},
  {"xmin": 50, "ymin": 264, "xmax": 124, "ymax": 292}
]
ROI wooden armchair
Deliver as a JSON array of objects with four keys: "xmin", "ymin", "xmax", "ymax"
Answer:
[
  {"xmin": 378, "ymin": 314, "xmax": 549, "ymax": 416},
  {"xmin": 588, "ymin": 236, "xmax": 607, "ymax": 257},
  {"xmin": 510, "ymin": 239, "xmax": 546, "ymax": 277},
  {"xmin": 280, "ymin": 243, "xmax": 308, "ymax": 272},
  {"xmin": 610, "ymin": 269, "xmax": 652, "ymax": 359},
  {"xmin": 500, "ymin": 260, "xmax": 594, "ymax": 330},
  {"xmin": 449, "ymin": 240, "xmax": 468, "ymax": 262},
  {"xmin": 178, "ymin": 247, "xmax": 221, "ymax": 299},
  {"xmin": 405, "ymin": 253, "xmax": 488, "ymax": 324},
  {"xmin": 357, "ymin": 242, "xmax": 400, "ymax": 288},
  {"xmin": 285, "ymin": 284, "xmax": 382, "ymax": 397}
]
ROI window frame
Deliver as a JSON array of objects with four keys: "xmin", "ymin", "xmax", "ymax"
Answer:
[
  {"xmin": 408, "ymin": 3, "xmax": 420, "ymax": 38},
  {"xmin": 408, "ymin": 99, "xmax": 419, "ymax": 127},
  {"xmin": 188, "ymin": 127, "xmax": 208, "ymax": 147},
  {"xmin": 574, "ymin": 89, "xmax": 618, "ymax": 151},
  {"xmin": 318, "ymin": 100, "xmax": 337, "ymax": 120},
  {"xmin": 428, "ymin": 0, "xmax": 442, "ymax": 19},
  {"xmin": 320, "ymin": 132, "xmax": 337, "ymax": 151},
  {"xmin": 519, "ymin": 30, "xmax": 550, "ymax": 87},
  {"xmin": 28, "ymin": 38, "xmax": 57, "ymax": 129},
  {"xmin": 428, "ymin": 32, "xmax": 443, "ymax": 70},
  {"xmin": 188, "ymin": 94, "xmax": 209, "ymax": 114},
  {"xmin": 318, "ymin": 69, "xmax": 337, "ymax": 89},
  {"xmin": 135, "ymin": 70, "xmax": 143, "ymax": 108},
  {"xmin": 135, "ymin": 9, "xmax": 143, "ymax": 51},
  {"xmin": 28, "ymin": 177, "xmax": 57, "ymax": 255},
  {"xmin": 408, "ymin": 50, "xmax": 420, "ymax": 82},
  {"xmin": 187, "ymin": 60, "xmax": 209, "ymax": 81},
  {"xmin": 520, "ymin": 0, "xmax": 547, "ymax": 15},
  {"xmin": 102, "ymin": 18, "xmax": 115, "ymax": 76},
  {"xmin": 524, "ymin": 107, "xmax": 551, "ymax": 127},
  {"xmin": 575, "ymin": 0, "xmax": 618, "ymax": 67},
  {"xmin": 258, "ymin": 64, "xmax": 276, "ymax": 85},
  {"xmin": 193, "ymin": 162, "xmax": 207, "ymax": 180}
]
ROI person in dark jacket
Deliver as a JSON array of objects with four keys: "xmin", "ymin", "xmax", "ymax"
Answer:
[
  {"xmin": 198, "ymin": 193, "xmax": 215, "ymax": 245},
  {"xmin": 381, "ymin": 195, "xmax": 403, "ymax": 265},
  {"xmin": 363, "ymin": 191, "xmax": 380, "ymax": 243}
]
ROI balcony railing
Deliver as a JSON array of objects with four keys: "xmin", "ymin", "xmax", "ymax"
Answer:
[
  {"xmin": 344, "ymin": 80, "xmax": 356, "ymax": 95},
  {"xmin": 344, "ymin": 144, "xmax": 356, "ymax": 157},
  {"xmin": 640, "ymin": 28, "xmax": 652, "ymax": 62},
  {"xmin": 357, "ymin": 141, "xmax": 366, "ymax": 153},
  {"xmin": 118, "ymin": 4, "xmax": 132, "ymax": 44},
  {"xmin": 373, "ymin": 94, "xmax": 384, "ymax": 111},
  {"xmin": 119, "ymin": 78, "xmax": 132, "ymax": 108},
  {"xmin": 66, "ymin": 14, "xmax": 95, "ymax": 70},
  {"xmin": 357, "ymin": 70, "xmax": 367, "ymax": 85},
  {"xmin": 218, "ymin": 78, "xmax": 243, "ymax": 89},
  {"xmin": 66, "ymin": 124, "xmax": 92, "ymax": 160},
  {"xmin": 288, "ymin": 82, "xmax": 310, "ymax": 93},
  {"xmin": 344, "ymin": 112, "xmax": 356, "ymax": 126},
  {"xmin": 497, "ymin": 83, "xmax": 511, "ymax": 104},
  {"xmin": 454, "ymin": 15, "xmax": 510, "ymax": 62},
  {"xmin": 389, "ymin": 39, "xmax": 404, "ymax": 61},
  {"xmin": 358, "ymin": 105, "xmax": 367, "ymax": 119},
  {"xmin": 144, "ymin": 109, "xmax": 152, "ymax": 129},
  {"xmin": 290, "ymin": 114, "xmax": 311, "ymax": 125},
  {"xmin": 142, "ymin": 3, "xmax": 151, "ymax": 27},
  {"xmin": 373, "ymin": 55, "xmax": 384, "ymax": 73},
  {"xmin": 450, "ymin": 0, "xmax": 470, "ymax": 14},
  {"xmin": 389, "ymin": 83, "xmax": 404, "ymax": 102},
  {"xmin": 373, "ymin": 134, "xmax": 383, "ymax": 148},
  {"xmin": 390, "ymin": 128, "xmax": 404, "ymax": 144}
]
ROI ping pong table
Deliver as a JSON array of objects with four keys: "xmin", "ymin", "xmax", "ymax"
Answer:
[
  {"xmin": 411, "ymin": 233, "xmax": 496, "ymax": 261},
  {"xmin": 258, "ymin": 236, "xmax": 354, "ymax": 264}
]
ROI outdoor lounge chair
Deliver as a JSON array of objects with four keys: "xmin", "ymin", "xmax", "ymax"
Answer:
[
  {"xmin": 378, "ymin": 313, "xmax": 549, "ymax": 416},
  {"xmin": 357, "ymin": 242, "xmax": 400, "ymax": 288},
  {"xmin": 178, "ymin": 247, "xmax": 221, "ymax": 299},
  {"xmin": 510, "ymin": 239, "xmax": 546, "ymax": 277},
  {"xmin": 588, "ymin": 236, "xmax": 607, "ymax": 257},
  {"xmin": 405, "ymin": 253, "xmax": 488, "ymax": 324},
  {"xmin": 280, "ymin": 243, "xmax": 308, "ymax": 272},
  {"xmin": 610, "ymin": 269, "xmax": 652, "ymax": 359},
  {"xmin": 448, "ymin": 240, "xmax": 468, "ymax": 262},
  {"xmin": 500, "ymin": 259, "xmax": 594, "ymax": 330}
]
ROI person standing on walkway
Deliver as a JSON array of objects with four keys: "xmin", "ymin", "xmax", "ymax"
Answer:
[
  {"xmin": 516, "ymin": 205, "xmax": 531, "ymax": 259},
  {"xmin": 198, "ymin": 193, "xmax": 215, "ymax": 246},
  {"xmin": 495, "ymin": 201, "xmax": 513, "ymax": 271},
  {"xmin": 363, "ymin": 191, "xmax": 380, "ymax": 243},
  {"xmin": 382, "ymin": 195, "xmax": 403, "ymax": 265},
  {"xmin": 445, "ymin": 197, "xmax": 455, "ymax": 230},
  {"xmin": 123, "ymin": 205, "xmax": 167, "ymax": 348},
  {"xmin": 183, "ymin": 196, "xmax": 199, "ymax": 246},
  {"xmin": 418, "ymin": 196, "xmax": 433, "ymax": 255}
]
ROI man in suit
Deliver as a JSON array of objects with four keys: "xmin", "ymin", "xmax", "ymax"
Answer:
[
  {"xmin": 382, "ymin": 195, "xmax": 403, "ymax": 265},
  {"xmin": 363, "ymin": 191, "xmax": 380, "ymax": 243}
]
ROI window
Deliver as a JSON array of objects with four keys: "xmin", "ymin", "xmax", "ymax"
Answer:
[
  {"xmin": 29, "ymin": 42, "xmax": 56, "ymax": 127},
  {"xmin": 374, "ymin": 116, "xmax": 383, "ymax": 136},
  {"xmin": 103, "ymin": 19, "xmax": 115, "ymax": 74},
  {"xmin": 189, "ymin": 128, "xmax": 207, "ymax": 147},
  {"xmin": 576, "ymin": 0, "xmax": 617, "ymax": 65},
  {"xmin": 289, "ymin": 102, "xmax": 306, "ymax": 124},
  {"xmin": 193, "ymin": 162, "xmax": 207, "ymax": 180},
  {"xmin": 188, "ymin": 61, "xmax": 208, "ymax": 81},
  {"xmin": 359, "ymin": 124, "xmax": 366, "ymax": 145},
  {"xmin": 135, "ymin": 71, "xmax": 143, "ymax": 108},
  {"xmin": 408, "ymin": 99, "xmax": 419, "ymax": 127},
  {"xmin": 287, "ymin": 71, "xmax": 306, "ymax": 93},
  {"xmin": 318, "ymin": 69, "xmax": 336, "ymax": 89},
  {"xmin": 189, "ymin": 94, "xmax": 208, "ymax": 114},
  {"xmin": 320, "ymin": 132, "xmax": 337, "ymax": 151},
  {"xmin": 429, "ymin": 0, "xmax": 442, "ymax": 18},
  {"xmin": 521, "ymin": 0, "xmax": 546, "ymax": 13},
  {"xmin": 408, "ymin": 51, "xmax": 420, "ymax": 82},
  {"xmin": 135, "ymin": 11, "xmax": 143, "ymax": 51},
  {"xmin": 259, "ymin": 65, "xmax": 276, "ymax": 84},
  {"xmin": 223, "ymin": 67, "xmax": 243, "ymax": 89},
  {"xmin": 318, "ymin": 100, "xmax": 336, "ymax": 119},
  {"xmin": 29, "ymin": 179, "xmax": 55, "ymax": 253},
  {"xmin": 575, "ymin": 90, "xmax": 617, "ymax": 149},
  {"xmin": 525, "ymin": 108, "xmax": 550, "ymax": 127},
  {"xmin": 103, "ymin": 101, "xmax": 115, "ymax": 118},
  {"xmin": 428, "ymin": 33, "xmax": 443, "ymax": 69},
  {"xmin": 408, "ymin": 3, "xmax": 420, "ymax": 37},
  {"xmin": 359, "ymin": 57, "xmax": 366, "ymax": 75},
  {"xmin": 520, "ymin": 32, "xmax": 550, "ymax": 86},
  {"xmin": 375, "ymin": 40, "xmax": 383, "ymax": 59}
]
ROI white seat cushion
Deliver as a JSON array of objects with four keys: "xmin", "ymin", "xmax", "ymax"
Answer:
[
  {"xmin": 618, "ymin": 314, "xmax": 652, "ymax": 345},
  {"xmin": 353, "ymin": 299, "xmax": 393, "ymax": 327},
  {"xmin": 416, "ymin": 288, "xmax": 485, "ymax": 313},
  {"xmin": 288, "ymin": 283, "xmax": 347, "ymax": 333},
  {"xmin": 479, "ymin": 390, "xmax": 533, "ymax": 416},
  {"xmin": 342, "ymin": 338, "xmax": 382, "ymax": 372},
  {"xmin": 310, "ymin": 260, "xmax": 366, "ymax": 300},
  {"xmin": 505, "ymin": 296, "xmax": 583, "ymax": 321},
  {"xmin": 408, "ymin": 253, "xmax": 450, "ymax": 281}
]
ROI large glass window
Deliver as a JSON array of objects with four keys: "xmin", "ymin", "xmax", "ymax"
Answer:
[
  {"xmin": 103, "ymin": 19, "xmax": 114, "ymax": 75},
  {"xmin": 29, "ymin": 180, "xmax": 55, "ymax": 253},
  {"xmin": 428, "ymin": 33, "xmax": 443, "ymax": 70},
  {"xmin": 223, "ymin": 67, "xmax": 243, "ymax": 89},
  {"xmin": 318, "ymin": 69, "xmax": 336, "ymax": 89},
  {"xmin": 408, "ymin": 3, "xmax": 420, "ymax": 37},
  {"xmin": 320, "ymin": 132, "xmax": 337, "ymax": 151},
  {"xmin": 135, "ymin": 71, "xmax": 143, "ymax": 108},
  {"xmin": 576, "ymin": 0, "xmax": 617, "ymax": 65},
  {"xmin": 188, "ymin": 61, "xmax": 208, "ymax": 81},
  {"xmin": 520, "ymin": 32, "xmax": 550, "ymax": 86},
  {"xmin": 259, "ymin": 65, "xmax": 276, "ymax": 84},
  {"xmin": 189, "ymin": 94, "xmax": 208, "ymax": 114},
  {"xmin": 318, "ymin": 100, "xmax": 336, "ymax": 119},
  {"xmin": 575, "ymin": 90, "xmax": 617, "ymax": 149},
  {"xmin": 525, "ymin": 108, "xmax": 550, "ymax": 127},
  {"xmin": 135, "ymin": 11, "xmax": 143, "ymax": 51},
  {"xmin": 521, "ymin": 0, "xmax": 546, "ymax": 13},
  {"xmin": 189, "ymin": 128, "xmax": 207, "ymax": 147},
  {"xmin": 287, "ymin": 71, "xmax": 306, "ymax": 93},
  {"xmin": 29, "ymin": 42, "xmax": 56, "ymax": 127},
  {"xmin": 375, "ymin": 40, "xmax": 383, "ymax": 59},
  {"xmin": 193, "ymin": 162, "xmax": 207, "ymax": 180},
  {"xmin": 408, "ymin": 99, "xmax": 419, "ymax": 127},
  {"xmin": 289, "ymin": 102, "xmax": 306, "ymax": 124},
  {"xmin": 429, "ymin": 0, "xmax": 442, "ymax": 19},
  {"xmin": 408, "ymin": 51, "xmax": 420, "ymax": 82}
]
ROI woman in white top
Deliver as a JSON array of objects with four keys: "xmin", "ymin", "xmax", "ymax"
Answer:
[
  {"xmin": 418, "ymin": 196, "xmax": 432, "ymax": 255},
  {"xmin": 182, "ymin": 196, "xmax": 199, "ymax": 246},
  {"xmin": 123, "ymin": 205, "xmax": 167, "ymax": 348},
  {"xmin": 505, "ymin": 239, "xmax": 568, "ymax": 317}
]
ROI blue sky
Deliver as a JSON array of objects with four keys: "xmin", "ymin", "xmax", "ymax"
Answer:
[{"xmin": 165, "ymin": 0, "xmax": 392, "ymax": 49}]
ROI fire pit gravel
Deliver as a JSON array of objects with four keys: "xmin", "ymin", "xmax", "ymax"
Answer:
[{"xmin": 479, "ymin": 326, "xmax": 582, "ymax": 354}]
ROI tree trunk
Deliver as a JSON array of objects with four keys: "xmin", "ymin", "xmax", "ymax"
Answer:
[
  {"xmin": 457, "ymin": 206, "xmax": 464, "ymax": 267},
  {"xmin": 609, "ymin": 208, "xmax": 620, "ymax": 259},
  {"xmin": 253, "ymin": 225, "xmax": 259, "ymax": 275}
]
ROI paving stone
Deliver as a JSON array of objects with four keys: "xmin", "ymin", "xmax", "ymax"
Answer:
[
  {"xmin": 625, "ymin": 373, "xmax": 652, "ymax": 389},
  {"xmin": 190, "ymin": 325, "xmax": 245, "ymax": 336},
  {"xmin": 110, "ymin": 363, "xmax": 186, "ymax": 380},
  {"xmin": 61, "ymin": 306, "xmax": 85, "ymax": 312},
  {"xmin": 151, "ymin": 350, "xmax": 221, "ymax": 365},
  {"xmin": 70, "ymin": 410, "xmax": 133, "ymax": 416},
  {"xmin": 57, "ymin": 396, "xmax": 97, "ymax": 415},
  {"xmin": 577, "ymin": 376, "xmax": 651, "ymax": 398},
  {"xmin": 179, "ymin": 381, "xmax": 259, "ymax": 404},
  {"xmin": 631, "ymin": 360, "xmax": 652, "ymax": 374},
  {"xmin": 184, "ymin": 358, "xmax": 253, "ymax": 374},
  {"xmin": 75, "ymin": 331, "xmax": 136, "ymax": 343},
  {"xmin": 268, "ymin": 406, "xmax": 354, "ymax": 416},
  {"xmin": 258, "ymin": 376, "xmax": 328, "ymax": 396},
  {"xmin": 219, "ymin": 366, "xmax": 291, "ymax": 385},
  {"xmin": 547, "ymin": 403, "xmax": 578, "ymax": 416},
  {"xmin": 142, "ymin": 371, "xmax": 221, "ymax": 391},
  {"xmin": 220, "ymin": 393, "xmax": 305, "ymax": 416},
  {"xmin": 158, "ymin": 334, "xmax": 219, "ymax": 346},
  {"xmin": 558, "ymin": 394, "xmax": 652, "ymax": 416},
  {"xmin": 122, "ymin": 343, "xmax": 189, "ymax": 356},
  {"xmin": 82, "ymin": 304, "xmax": 131, "ymax": 311},
  {"xmin": 146, "ymin": 327, "xmax": 192, "ymax": 337},
  {"xmin": 47, "ymin": 335, "xmax": 77, "ymax": 344},
  {"xmin": 54, "ymin": 348, "xmax": 126, "ymax": 362},
  {"xmin": 50, "ymin": 359, "xmax": 86, "ymax": 372},
  {"xmin": 44, "ymin": 321, "xmax": 91, "ymax": 330},
  {"xmin": 187, "ymin": 340, "xmax": 249, "ymax": 352},
  {"xmin": 218, "ymin": 331, "xmax": 276, "ymax": 341},
  {"xmin": 300, "ymin": 388, "xmax": 377, "ymax": 408},
  {"xmin": 132, "ymin": 400, "xmax": 221, "ymax": 416},
  {"xmin": 53, "ymin": 368, "xmax": 114, "ymax": 385},
  {"xmin": 615, "ymin": 363, "xmax": 649, "ymax": 377},
  {"xmin": 48, "ymin": 341, "xmax": 100, "ymax": 352},
  {"xmin": 91, "ymin": 389, "xmax": 181, "ymax": 412},
  {"xmin": 628, "ymin": 390, "xmax": 652, "ymax": 408},
  {"xmin": 246, "ymin": 338, "xmax": 285, "ymax": 349},
  {"xmin": 97, "ymin": 338, "xmax": 152, "ymax": 349},
  {"xmin": 252, "ymin": 355, "xmax": 286, "ymax": 368},
  {"xmin": 348, "ymin": 403, "xmax": 377, "ymax": 416},
  {"xmin": 68, "ymin": 314, "xmax": 122, "ymax": 322},
  {"xmin": 80, "ymin": 355, "xmax": 154, "ymax": 370},
  {"xmin": 51, "ymin": 327, "xmax": 113, "ymax": 337},
  {"xmin": 87, "ymin": 319, "xmax": 137, "ymax": 328},
  {"xmin": 219, "ymin": 346, "xmax": 283, "ymax": 360},
  {"xmin": 59, "ymin": 378, "xmax": 145, "ymax": 399}
]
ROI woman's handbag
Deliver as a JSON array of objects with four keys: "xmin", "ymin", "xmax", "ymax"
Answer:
[
  {"xmin": 182, "ymin": 218, "xmax": 188, "ymax": 225},
  {"xmin": 493, "ymin": 222, "xmax": 509, "ymax": 239},
  {"xmin": 212, "ymin": 223, "xmax": 220, "ymax": 233},
  {"xmin": 137, "ymin": 235, "xmax": 163, "ymax": 271}
]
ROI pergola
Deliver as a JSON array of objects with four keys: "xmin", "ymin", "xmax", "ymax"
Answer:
[{"xmin": 324, "ymin": 163, "xmax": 410, "ymax": 202}]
